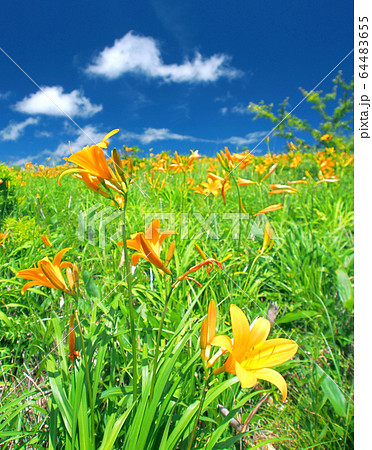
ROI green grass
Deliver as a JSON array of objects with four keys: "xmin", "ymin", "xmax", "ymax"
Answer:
[{"xmin": 0, "ymin": 147, "xmax": 353, "ymax": 449}]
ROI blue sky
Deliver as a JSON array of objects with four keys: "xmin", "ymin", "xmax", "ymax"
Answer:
[{"xmin": 0, "ymin": 0, "xmax": 353, "ymax": 166}]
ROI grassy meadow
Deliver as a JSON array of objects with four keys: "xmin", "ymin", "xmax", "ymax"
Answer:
[{"xmin": 0, "ymin": 82, "xmax": 354, "ymax": 449}]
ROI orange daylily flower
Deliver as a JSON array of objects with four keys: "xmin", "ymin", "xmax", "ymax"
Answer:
[
  {"xmin": 237, "ymin": 177, "xmax": 256, "ymax": 186},
  {"xmin": 177, "ymin": 258, "xmax": 223, "ymax": 283},
  {"xmin": 316, "ymin": 177, "xmax": 340, "ymax": 184},
  {"xmin": 41, "ymin": 235, "xmax": 52, "ymax": 247},
  {"xmin": 320, "ymin": 133, "xmax": 333, "ymax": 141},
  {"xmin": 169, "ymin": 151, "xmax": 196, "ymax": 173},
  {"xmin": 261, "ymin": 163, "xmax": 278, "ymax": 182},
  {"xmin": 17, "ymin": 248, "xmax": 77, "ymax": 295},
  {"xmin": 119, "ymin": 219, "xmax": 176, "ymax": 275},
  {"xmin": 254, "ymin": 203, "xmax": 283, "ymax": 216},
  {"xmin": 58, "ymin": 129, "xmax": 121, "ymax": 189},
  {"xmin": 287, "ymin": 141, "xmax": 297, "ymax": 151},
  {"xmin": 189, "ymin": 149, "xmax": 201, "ymax": 163},
  {"xmin": 200, "ymin": 300, "xmax": 217, "ymax": 361},
  {"xmin": 210, "ymin": 304, "xmax": 298, "ymax": 401},
  {"xmin": 216, "ymin": 147, "xmax": 234, "ymax": 170},
  {"xmin": 73, "ymin": 172, "xmax": 110, "ymax": 198},
  {"xmin": 269, "ymin": 185, "xmax": 297, "ymax": 195}
]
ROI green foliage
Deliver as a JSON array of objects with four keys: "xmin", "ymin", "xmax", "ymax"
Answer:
[
  {"xmin": 248, "ymin": 72, "xmax": 354, "ymax": 150},
  {"xmin": 0, "ymin": 79, "xmax": 354, "ymax": 448}
]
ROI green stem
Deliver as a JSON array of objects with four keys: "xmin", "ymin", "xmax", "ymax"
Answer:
[
  {"xmin": 149, "ymin": 279, "xmax": 174, "ymax": 402},
  {"xmin": 121, "ymin": 192, "xmax": 138, "ymax": 404},
  {"xmin": 242, "ymin": 252, "xmax": 262, "ymax": 293},
  {"xmin": 187, "ymin": 371, "xmax": 211, "ymax": 450},
  {"xmin": 181, "ymin": 171, "xmax": 186, "ymax": 213},
  {"xmin": 74, "ymin": 310, "xmax": 95, "ymax": 448},
  {"xmin": 231, "ymin": 174, "xmax": 242, "ymax": 254}
]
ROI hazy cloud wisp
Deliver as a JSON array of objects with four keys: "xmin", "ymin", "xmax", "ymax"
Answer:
[{"xmin": 0, "ymin": 117, "xmax": 39, "ymax": 141}]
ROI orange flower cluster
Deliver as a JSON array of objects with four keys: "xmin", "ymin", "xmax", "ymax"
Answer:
[
  {"xmin": 169, "ymin": 150, "xmax": 201, "ymax": 173},
  {"xmin": 193, "ymin": 173, "xmax": 231, "ymax": 202}
]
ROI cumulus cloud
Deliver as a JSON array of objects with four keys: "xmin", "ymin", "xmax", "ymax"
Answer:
[
  {"xmin": 13, "ymin": 86, "xmax": 102, "ymax": 118},
  {"xmin": 0, "ymin": 117, "xmax": 39, "ymax": 141},
  {"xmin": 86, "ymin": 31, "xmax": 242, "ymax": 83}
]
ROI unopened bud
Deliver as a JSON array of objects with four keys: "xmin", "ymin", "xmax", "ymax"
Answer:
[{"xmin": 112, "ymin": 149, "xmax": 126, "ymax": 182}]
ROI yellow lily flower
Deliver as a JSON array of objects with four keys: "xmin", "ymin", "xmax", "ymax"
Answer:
[
  {"xmin": 210, "ymin": 304, "xmax": 298, "ymax": 401},
  {"xmin": 17, "ymin": 248, "xmax": 77, "ymax": 295},
  {"xmin": 119, "ymin": 219, "xmax": 176, "ymax": 275}
]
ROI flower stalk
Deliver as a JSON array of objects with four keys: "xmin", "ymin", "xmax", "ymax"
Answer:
[
  {"xmin": 149, "ymin": 279, "xmax": 175, "ymax": 402},
  {"xmin": 74, "ymin": 308, "xmax": 95, "ymax": 447},
  {"xmin": 121, "ymin": 191, "xmax": 138, "ymax": 405}
]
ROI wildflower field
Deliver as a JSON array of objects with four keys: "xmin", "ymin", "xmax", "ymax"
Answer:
[{"xmin": 0, "ymin": 78, "xmax": 354, "ymax": 449}]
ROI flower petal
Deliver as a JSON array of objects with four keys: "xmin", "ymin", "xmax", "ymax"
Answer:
[
  {"xmin": 247, "ymin": 339, "xmax": 298, "ymax": 370},
  {"xmin": 235, "ymin": 360, "xmax": 258, "ymax": 388},
  {"xmin": 210, "ymin": 334, "xmax": 233, "ymax": 353},
  {"xmin": 131, "ymin": 253, "xmax": 143, "ymax": 266},
  {"xmin": 139, "ymin": 234, "xmax": 171, "ymax": 275},
  {"xmin": 145, "ymin": 219, "xmax": 160, "ymax": 244},
  {"xmin": 247, "ymin": 317, "xmax": 271, "ymax": 349},
  {"xmin": 40, "ymin": 261, "xmax": 68, "ymax": 291},
  {"xmin": 21, "ymin": 280, "xmax": 41, "ymax": 294},
  {"xmin": 158, "ymin": 230, "xmax": 177, "ymax": 247},
  {"xmin": 254, "ymin": 368, "xmax": 288, "ymax": 401},
  {"xmin": 207, "ymin": 300, "xmax": 217, "ymax": 343},
  {"xmin": 125, "ymin": 234, "xmax": 143, "ymax": 252},
  {"xmin": 53, "ymin": 248, "xmax": 72, "ymax": 266},
  {"xmin": 230, "ymin": 304, "xmax": 250, "ymax": 360}
]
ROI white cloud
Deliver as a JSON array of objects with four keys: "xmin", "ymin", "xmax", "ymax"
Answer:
[
  {"xmin": 86, "ymin": 31, "xmax": 242, "ymax": 83},
  {"xmin": 9, "ymin": 125, "xmax": 116, "ymax": 166},
  {"xmin": 223, "ymin": 131, "xmax": 268, "ymax": 147},
  {"xmin": 0, "ymin": 117, "xmax": 39, "ymax": 141},
  {"xmin": 52, "ymin": 125, "xmax": 113, "ymax": 158},
  {"xmin": 13, "ymin": 86, "xmax": 102, "ymax": 118},
  {"xmin": 219, "ymin": 104, "xmax": 253, "ymax": 115},
  {"xmin": 35, "ymin": 130, "xmax": 53, "ymax": 138},
  {"xmin": 121, "ymin": 127, "xmax": 267, "ymax": 148},
  {"xmin": 231, "ymin": 105, "xmax": 250, "ymax": 114},
  {"xmin": 122, "ymin": 127, "xmax": 215, "ymax": 145}
]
